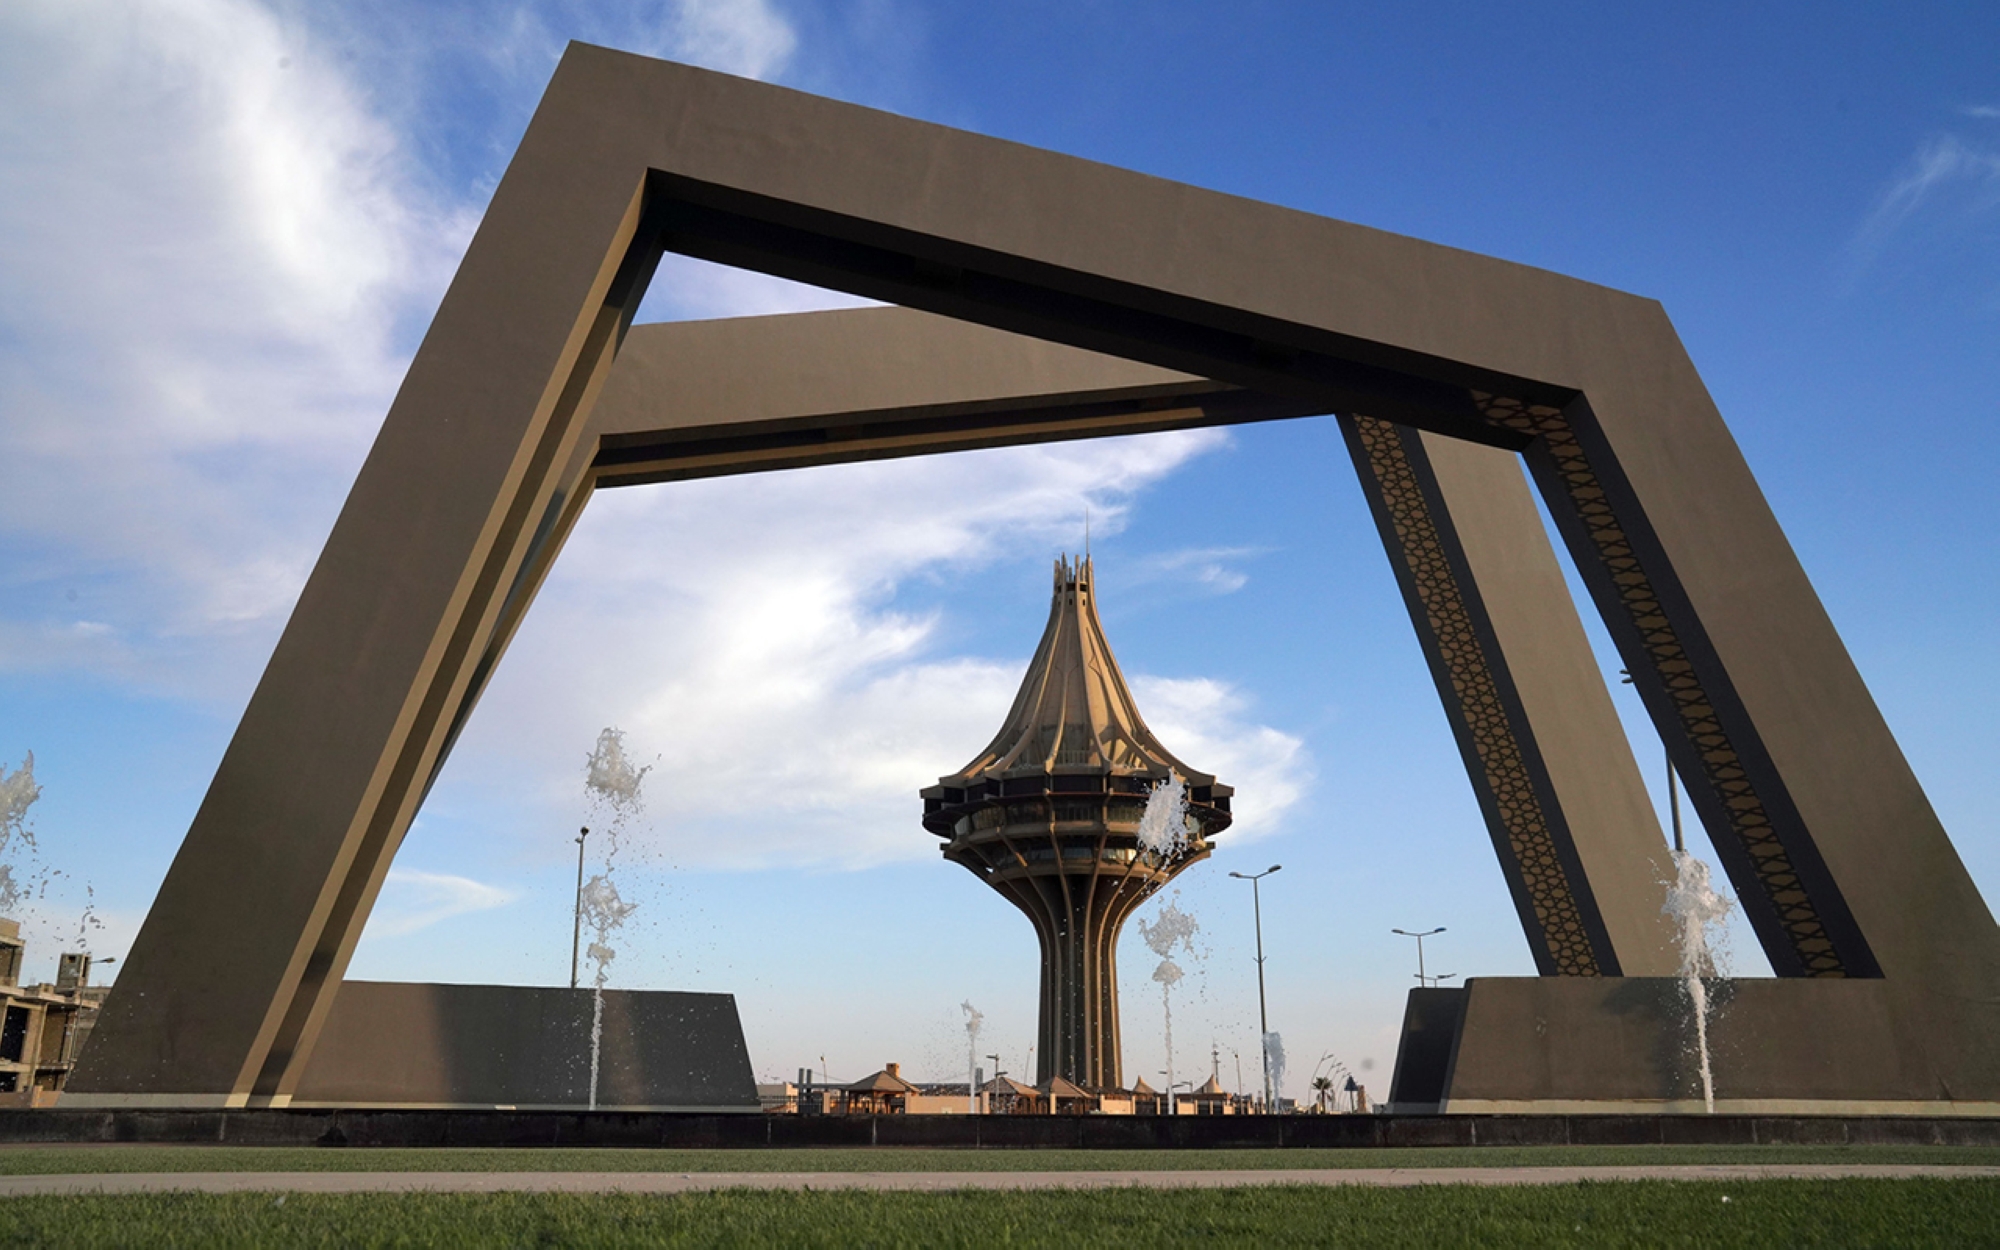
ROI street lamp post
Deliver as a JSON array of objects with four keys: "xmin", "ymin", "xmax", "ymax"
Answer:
[
  {"xmin": 1392, "ymin": 927, "xmax": 1446, "ymax": 987},
  {"xmin": 570, "ymin": 826, "xmax": 589, "ymax": 989},
  {"xmin": 1621, "ymin": 668, "xmax": 1685, "ymax": 854},
  {"xmin": 1229, "ymin": 864, "xmax": 1283, "ymax": 1112}
]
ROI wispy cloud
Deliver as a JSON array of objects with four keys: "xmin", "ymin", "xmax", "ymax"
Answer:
[
  {"xmin": 665, "ymin": 0, "xmax": 797, "ymax": 80},
  {"xmin": 1961, "ymin": 105, "xmax": 2000, "ymax": 121},
  {"xmin": 368, "ymin": 869, "xmax": 517, "ymax": 937},
  {"xmin": 1121, "ymin": 545, "xmax": 1269, "ymax": 596},
  {"xmin": 1844, "ymin": 132, "xmax": 2000, "ymax": 284},
  {"xmin": 434, "ymin": 0, "xmax": 799, "ymax": 100}
]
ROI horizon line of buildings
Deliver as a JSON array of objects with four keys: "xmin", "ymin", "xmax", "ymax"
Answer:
[{"xmin": 757, "ymin": 1061, "xmax": 1370, "ymax": 1117}]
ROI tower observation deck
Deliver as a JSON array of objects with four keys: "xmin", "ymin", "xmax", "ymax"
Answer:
[{"xmin": 921, "ymin": 556, "xmax": 1232, "ymax": 1089}]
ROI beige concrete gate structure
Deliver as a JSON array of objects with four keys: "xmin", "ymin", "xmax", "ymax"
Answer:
[
  {"xmin": 69, "ymin": 45, "xmax": 1998, "ymax": 1110},
  {"xmin": 67, "ymin": 299, "xmax": 1670, "ymax": 1106}
]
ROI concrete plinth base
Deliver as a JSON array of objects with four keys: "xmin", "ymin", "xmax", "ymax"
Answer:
[
  {"xmin": 1388, "ymin": 978, "xmax": 2000, "ymax": 1116},
  {"xmin": 65, "ymin": 982, "xmax": 759, "ymax": 1112}
]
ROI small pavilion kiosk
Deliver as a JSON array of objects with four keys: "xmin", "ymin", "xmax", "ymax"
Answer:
[
  {"xmin": 842, "ymin": 1063, "xmax": 918, "ymax": 1115},
  {"xmin": 1039, "ymin": 1074, "xmax": 1095, "ymax": 1115}
]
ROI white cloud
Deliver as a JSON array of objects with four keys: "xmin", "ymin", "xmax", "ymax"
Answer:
[
  {"xmin": 1961, "ymin": 105, "xmax": 2000, "ymax": 121},
  {"xmin": 368, "ymin": 868, "xmax": 517, "ymax": 938},
  {"xmin": 456, "ymin": 0, "xmax": 798, "ymax": 96},
  {"xmin": 0, "ymin": 0, "xmax": 470, "ymax": 696},
  {"xmin": 666, "ymin": 0, "xmax": 797, "ymax": 80},
  {"xmin": 1129, "ymin": 675, "xmax": 1310, "ymax": 845},
  {"xmin": 450, "ymin": 432, "xmax": 1310, "ymax": 871}
]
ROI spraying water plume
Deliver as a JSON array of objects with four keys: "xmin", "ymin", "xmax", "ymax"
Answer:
[
  {"xmin": 580, "ymin": 728, "xmax": 651, "ymax": 1109},
  {"xmin": 961, "ymin": 1000, "xmax": 984, "ymax": 1114},
  {"xmin": 1137, "ymin": 895, "xmax": 1199, "ymax": 1112},
  {"xmin": 0, "ymin": 754, "xmax": 43, "ymax": 914},
  {"xmin": 1135, "ymin": 773, "xmax": 1190, "ymax": 862},
  {"xmin": 1261, "ymin": 1031, "xmax": 1287, "ymax": 1111},
  {"xmin": 1664, "ymin": 849, "xmax": 1733, "ymax": 1112},
  {"xmin": 0, "ymin": 754, "xmax": 103, "ymax": 961}
]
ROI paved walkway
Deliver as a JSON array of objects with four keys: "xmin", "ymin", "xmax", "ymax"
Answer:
[{"xmin": 1, "ymin": 1164, "xmax": 1996, "ymax": 1196}]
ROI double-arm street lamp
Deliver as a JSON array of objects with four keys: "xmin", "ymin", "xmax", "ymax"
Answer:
[
  {"xmin": 1229, "ymin": 864, "xmax": 1282, "ymax": 1111},
  {"xmin": 1392, "ymin": 926, "xmax": 1446, "ymax": 987}
]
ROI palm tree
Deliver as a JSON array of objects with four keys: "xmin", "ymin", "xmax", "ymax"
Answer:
[{"xmin": 1310, "ymin": 1074, "xmax": 1334, "ymax": 1114}]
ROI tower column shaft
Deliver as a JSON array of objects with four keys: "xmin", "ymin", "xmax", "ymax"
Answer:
[{"xmin": 1006, "ymin": 865, "xmax": 1159, "ymax": 1088}]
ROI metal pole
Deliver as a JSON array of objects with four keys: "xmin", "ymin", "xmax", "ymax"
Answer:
[
  {"xmin": 1393, "ymin": 927, "xmax": 1447, "ymax": 989},
  {"xmin": 1622, "ymin": 668, "xmax": 1685, "ymax": 856},
  {"xmin": 1230, "ymin": 865, "xmax": 1282, "ymax": 1113},
  {"xmin": 570, "ymin": 826, "xmax": 589, "ymax": 989},
  {"xmin": 1252, "ymin": 875, "xmax": 1270, "ymax": 1109}
]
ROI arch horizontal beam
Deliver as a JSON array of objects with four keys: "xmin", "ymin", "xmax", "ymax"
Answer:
[{"xmin": 589, "ymin": 305, "xmax": 1317, "ymax": 486}]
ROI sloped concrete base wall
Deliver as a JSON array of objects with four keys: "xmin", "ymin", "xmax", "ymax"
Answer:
[
  {"xmin": 289, "ymin": 982, "xmax": 758, "ymax": 1111},
  {"xmin": 1396, "ymin": 978, "xmax": 2000, "ymax": 1114}
]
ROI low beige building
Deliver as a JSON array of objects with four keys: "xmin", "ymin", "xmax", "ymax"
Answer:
[{"xmin": 0, "ymin": 922, "xmax": 104, "ymax": 1106}]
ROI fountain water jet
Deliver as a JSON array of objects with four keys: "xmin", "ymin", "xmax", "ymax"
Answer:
[
  {"xmin": 0, "ymin": 753, "xmax": 43, "ymax": 914},
  {"xmin": 961, "ymin": 1000, "xmax": 983, "ymax": 1114},
  {"xmin": 1664, "ymin": 848, "xmax": 1733, "ymax": 1113},
  {"xmin": 580, "ymin": 728, "xmax": 650, "ymax": 1109},
  {"xmin": 1134, "ymin": 773, "xmax": 1189, "ymax": 862},
  {"xmin": 1261, "ymin": 1031, "xmax": 1287, "ymax": 1112},
  {"xmin": 0, "ymin": 753, "xmax": 103, "ymax": 962},
  {"xmin": 1132, "ymin": 775, "xmax": 1203, "ymax": 1112},
  {"xmin": 1136, "ymin": 895, "xmax": 1198, "ymax": 1114}
]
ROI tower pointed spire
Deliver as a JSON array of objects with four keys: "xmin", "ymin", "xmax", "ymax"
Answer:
[
  {"xmin": 921, "ymin": 557, "xmax": 1233, "ymax": 1089},
  {"xmin": 948, "ymin": 555, "xmax": 1210, "ymax": 784}
]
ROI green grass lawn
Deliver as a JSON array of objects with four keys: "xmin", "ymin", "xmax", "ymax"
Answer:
[
  {"xmin": 0, "ymin": 1142, "xmax": 1995, "ymax": 1175},
  {"xmin": 0, "ymin": 1180, "xmax": 1995, "ymax": 1247}
]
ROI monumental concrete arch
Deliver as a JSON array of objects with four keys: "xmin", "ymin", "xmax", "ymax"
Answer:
[{"xmin": 69, "ymin": 44, "xmax": 1999, "ymax": 1111}]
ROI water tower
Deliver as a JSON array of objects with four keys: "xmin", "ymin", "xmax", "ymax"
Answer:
[{"xmin": 921, "ymin": 557, "xmax": 1232, "ymax": 1088}]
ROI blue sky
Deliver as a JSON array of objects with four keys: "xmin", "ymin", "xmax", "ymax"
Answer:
[{"xmin": 2, "ymin": 2, "xmax": 1995, "ymax": 1099}]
